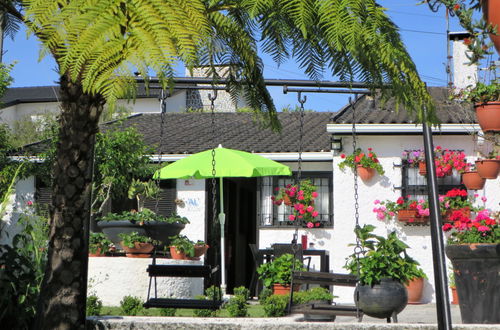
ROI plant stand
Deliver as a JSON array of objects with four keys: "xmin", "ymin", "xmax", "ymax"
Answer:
[{"xmin": 446, "ymin": 243, "xmax": 500, "ymax": 324}]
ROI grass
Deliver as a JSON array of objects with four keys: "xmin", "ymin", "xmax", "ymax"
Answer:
[{"xmin": 99, "ymin": 303, "xmax": 266, "ymax": 317}]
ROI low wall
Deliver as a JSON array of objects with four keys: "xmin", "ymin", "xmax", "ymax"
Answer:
[{"xmin": 88, "ymin": 257, "xmax": 204, "ymax": 306}]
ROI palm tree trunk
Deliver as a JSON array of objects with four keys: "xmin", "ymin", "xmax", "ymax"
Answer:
[{"xmin": 35, "ymin": 74, "xmax": 104, "ymax": 329}]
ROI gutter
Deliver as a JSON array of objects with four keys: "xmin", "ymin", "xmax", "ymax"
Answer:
[
  {"xmin": 148, "ymin": 152, "xmax": 333, "ymax": 162},
  {"xmin": 327, "ymin": 123, "xmax": 480, "ymax": 135}
]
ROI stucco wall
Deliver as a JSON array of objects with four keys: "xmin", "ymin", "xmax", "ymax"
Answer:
[{"xmin": 175, "ymin": 179, "xmax": 206, "ymax": 243}]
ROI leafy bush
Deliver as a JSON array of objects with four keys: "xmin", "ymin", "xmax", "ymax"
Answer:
[
  {"xmin": 293, "ymin": 287, "xmax": 334, "ymax": 304},
  {"xmin": 226, "ymin": 295, "xmax": 248, "ymax": 317},
  {"xmin": 257, "ymin": 253, "xmax": 305, "ymax": 287},
  {"xmin": 89, "ymin": 232, "xmax": 113, "ymax": 254},
  {"xmin": 159, "ymin": 308, "xmax": 176, "ymax": 316},
  {"xmin": 233, "ymin": 286, "xmax": 251, "ymax": 301},
  {"xmin": 193, "ymin": 295, "xmax": 218, "ymax": 317},
  {"xmin": 118, "ymin": 232, "xmax": 152, "ymax": 248},
  {"xmin": 120, "ymin": 295, "xmax": 144, "ymax": 315},
  {"xmin": 262, "ymin": 294, "xmax": 289, "ymax": 317},
  {"xmin": 258, "ymin": 287, "xmax": 273, "ymax": 303},
  {"xmin": 86, "ymin": 295, "xmax": 103, "ymax": 316}
]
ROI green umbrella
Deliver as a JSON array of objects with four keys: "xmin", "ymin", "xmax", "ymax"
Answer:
[{"xmin": 154, "ymin": 146, "xmax": 291, "ymax": 291}]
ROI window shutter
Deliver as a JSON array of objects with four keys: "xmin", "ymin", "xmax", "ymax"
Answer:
[{"xmin": 143, "ymin": 180, "xmax": 176, "ymax": 216}]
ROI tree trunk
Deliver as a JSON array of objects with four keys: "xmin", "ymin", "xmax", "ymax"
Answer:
[{"xmin": 35, "ymin": 74, "xmax": 104, "ymax": 329}]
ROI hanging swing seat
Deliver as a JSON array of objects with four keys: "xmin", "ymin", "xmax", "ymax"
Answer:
[
  {"xmin": 144, "ymin": 298, "xmax": 223, "ymax": 309},
  {"xmin": 290, "ymin": 270, "xmax": 363, "ymax": 321}
]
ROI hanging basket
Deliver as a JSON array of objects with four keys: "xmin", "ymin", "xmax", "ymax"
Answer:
[
  {"xmin": 418, "ymin": 161, "xmax": 427, "ymax": 176},
  {"xmin": 475, "ymin": 159, "xmax": 500, "ymax": 179},
  {"xmin": 474, "ymin": 102, "xmax": 500, "ymax": 132},
  {"xmin": 356, "ymin": 165, "xmax": 376, "ymax": 181},
  {"xmin": 482, "ymin": 0, "xmax": 500, "ymax": 55},
  {"xmin": 462, "ymin": 171, "xmax": 486, "ymax": 190}
]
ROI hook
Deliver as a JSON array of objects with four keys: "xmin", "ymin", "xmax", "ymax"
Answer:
[
  {"xmin": 208, "ymin": 89, "xmax": 218, "ymax": 102},
  {"xmin": 297, "ymin": 92, "xmax": 307, "ymax": 105},
  {"xmin": 283, "ymin": 85, "xmax": 288, "ymax": 94}
]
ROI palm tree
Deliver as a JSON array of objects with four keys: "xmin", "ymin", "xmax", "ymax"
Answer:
[
  {"xmin": 0, "ymin": 0, "xmax": 22, "ymax": 62},
  {"xmin": 4, "ymin": 0, "xmax": 434, "ymax": 328}
]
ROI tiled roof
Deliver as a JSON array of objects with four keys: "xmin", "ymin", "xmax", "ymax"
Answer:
[
  {"xmin": 1, "ymin": 84, "xmax": 184, "ymax": 108},
  {"xmin": 331, "ymin": 87, "xmax": 476, "ymax": 124},
  {"xmin": 104, "ymin": 112, "xmax": 333, "ymax": 154}
]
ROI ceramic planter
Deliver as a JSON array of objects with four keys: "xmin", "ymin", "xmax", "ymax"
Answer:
[
  {"xmin": 356, "ymin": 165, "xmax": 375, "ymax": 181},
  {"xmin": 461, "ymin": 171, "xmax": 486, "ymax": 190},
  {"xmin": 475, "ymin": 159, "xmax": 500, "ymax": 179},
  {"xmin": 446, "ymin": 243, "xmax": 500, "ymax": 324},
  {"xmin": 355, "ymin": 278, "xmax": 408, "ymax": 319},
  {"xmin": 482, "ymin": 0, "xmax": 500, "ymax": 55},
  {"xmin": 405, "ymin": 277, "xmax": 424, "ymax": 304},
  {"xmin": 89, "ymin": 247, "xmax": 105, "ymax": 257},
  {"xmin": 121, "ymin": 242, "xmax": 154, "ymax": 258},
  {"xmin": 397, "ymin": 209, "xmax": 428, "ymax": 224},
  {"xmin": 474, "ymin": 102, "xmax": 500, "ymax": 132}
]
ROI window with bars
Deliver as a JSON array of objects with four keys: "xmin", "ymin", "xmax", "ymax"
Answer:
[{"xmin": 258, "ymin": 173, "xmax": 333, "ymax": 227}]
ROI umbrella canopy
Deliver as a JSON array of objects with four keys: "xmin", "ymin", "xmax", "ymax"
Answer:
[{"xmin": 154, "ymin": 146, "xmax": 292, "ymax": 179}]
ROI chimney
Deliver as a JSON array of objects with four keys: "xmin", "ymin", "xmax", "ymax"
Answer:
[{"xmin": 449, "ymin": 32, "xmax": 478, "ymax": 90}]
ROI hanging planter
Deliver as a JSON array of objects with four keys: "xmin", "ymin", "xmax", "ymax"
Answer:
[
  {"xmin": 418, "ymin": 161, "xmax": 427, "ymax": 176},
  {"xmin": 474, "ymin": 102, "xmax": 500, "ymax": 132},
  {"xmin": 356, "ymin": 165, "xmax": 375, "ymax": 181},
  {"xmin": 482, "ymin": 0, "xmax": 500, "ymax": 55},
  {"xmin": 475, "ymin": 159, "xmax": 500, "ymax": 179},
  {"xmin": 461, "ymin": 171, "xmax": 486, "ymax": 190},
  {"xmin": 446, "ymin": 244, "xmax": 500, "ymax": 324}
]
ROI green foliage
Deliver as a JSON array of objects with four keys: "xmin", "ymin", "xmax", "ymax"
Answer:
[
  {"xmin": 0, "ymin": 205, "xmax": 49, "ymax": 329},
  {"xmin": 261, "ymin": 294, "xmax": 289, "ymax": 317},
  {"xmin": 119, "ymin": 295, "xmax": 144, "ymax": 316},
  {"xmin": 458, "ymin": 80, "xmax": 500, "ymax": 103},
  {"xmin": 257, "ymin": 253, "xmax": 306, "ymax": 287},
  {"xmin": 344, "ymin": 224, "xmax": 422, "ymax": 286},
  {"xmin": 338, "ymin": 148, "xmax": 385, "ymax": 175},
  {"xmin": 169, "ymin": 235, "xmax": 205, "ymax": 257},
  {"xmin": 10, "ymin": 112, "xmax": 59, "ymax": 148},
  {"xmin": 89, "ymin": 232, "xmax": 113, "ymax": 254},
  {"xmin": 86, "ymin": 295, "xmax": 103, "ymax": 316},
  {"xmin": 127, "ymin": 179, "xmax": 160, "ymax": 212},
  {"xmin": 99, "ymin": 209, "xmax": 189, "ymax": 224},
  {"xmin": 0, "ymin": 63, "xmax": 14, "ymax": 100},
  {"xmin": 293, "ymin": 287, "xmax": 334, "ymax": 304},
  {"xmin": 193, "ymin": 295, "xmax": 218, "ymax": 317},
  {"xmin": 225, "ymin": 295, "xmax": 248, "ymax": 317},
  {"xmin": 233, "ymin": 286, "xmax": 251, "ymax": 301},
  {"xmin": 118, "ymin": 232, "xmax": 152, "ymax": 248},
  {"xmin": 159, "ymin": 307, "xmax": 176, "ymax": 316},
  {"xmin": 258, "ymin": 287, "xmax": 273, "ymax": 303}
]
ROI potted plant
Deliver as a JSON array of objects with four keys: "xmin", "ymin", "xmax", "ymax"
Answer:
[
  {"xmin": 433, "ymin": 147, "xmax": 467, "ymax": 178},
  {"xmin": 344, "ymin": 224, "xmax": 421, "ymax": 319},
  {"xmin": 439, "ymin": 188, "xmax": 480, "ymax": 222},
  {"xmin": 373, "ymin": 197, "xmax": 429, "ymax": 224},
  {"xmin": 402, "ymin": 149, "xmax": 426, "ymax": 175},
  {"xmin": 169, "ymin": 235, "xmax": 208, "ymax": 260},
  {"xmin": 89, "ymin": 232, "xmax": 113, "ymax": 257},
  {"xmin": 257, "ymin": 253, "xmax": 306, "ymax": 295},
  {"xmin": 461, "ymin": 163, "xmax": 486, "ymax": 190},
  {"xmin": 459, "ymin": 80, "xmax": 500, "ymax": 132},
  {"xmin": 475, "ymin": 150, "xmax": 500, "ymax": 179},
  {"xmin": 294, "ymin": 287, "xmax": 336, "ymax": 321},
  {"xmin": 443, "ymin": 209, "xmax": 500, "ymax": 323},
  {"xmin": 118, "ymin": 231, "xmax": 154, "ymax": 258},
  {"xmin": 339, "ymin": 147, "xmax": 384, "ymax": 181},
  {"xmin": 271, "ymin": 180, "xmax": 321, "ymax": 228},
  {"xmin": 97, "ymin": 209, "xmax": 189, "ymax": 249},
  {"xmin": 405, "ymin": 266, "xmax": 427, "ymax": 304},
  {"xmin": 448, "ymin": 267, "xmax": 459, "ymax": 305}
]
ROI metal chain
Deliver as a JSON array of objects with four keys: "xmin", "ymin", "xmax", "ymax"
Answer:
[
  {"xmin": 209, "ymin": 90, "xmax": 218, "ymax": 247},
  {"xmin": 154, "ymin": 89, "xmax": 169, "ymax": 213},
  {"xmin": 293, "ymin": 92, "xmax": 307, "ymax": 247}
]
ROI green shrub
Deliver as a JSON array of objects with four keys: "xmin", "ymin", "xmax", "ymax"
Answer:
[
  {"xmin": 262, "ymin": 294, "xmax": 289, "ymax": 317},
  {"xmin": 293, "ymin": 287, "xmax": 334, "ymax": 304},
  {"xmin": 159, "ymin": 308, "xmax": 176, "ymax": 316},
  {"xmin": 120, "ymin": 295, "xmax": 144, "ymax": 316},
  {"xmin": 258, "ymin": 287, "xmax": 273, "ymax": 303},
  {"xmin": 205, "ymin": 285, "xmax": 222, "ymax": 301},
  {"xmin": 233, "ymin": 286, "xmax": 251, "ymax": 301},
  {"xmin": 86, "ymin": 295, "xmax": 103, "ymax": 316},
  {"xmin": 226, "ymin": 295, "xmax": 248, "ymax": 317},
  {"xmin": 193, "ymin": 295, "xmax": 218, "ymax": 317}
]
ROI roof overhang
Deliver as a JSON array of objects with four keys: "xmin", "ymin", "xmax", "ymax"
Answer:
[
  {"xmin": 149, "ymin": 152, "xmax": 332, "ymax": 162},
  {"xmin": 327, "ymin": 123, "xmax": 480, "ymax": 135}
]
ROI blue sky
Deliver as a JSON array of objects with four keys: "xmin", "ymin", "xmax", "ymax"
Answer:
[{"xmin": 4, "ymin": 1, "xmax": 463, "ymax": 112}]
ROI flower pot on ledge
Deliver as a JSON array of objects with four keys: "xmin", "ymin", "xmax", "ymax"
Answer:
[
  {"xmin": 418, "ymin": 161, "xmax": 427, "ymax": 176},
  {"xmin": 462, "ymin": 171, "xmax": 486, "ymax": 190},
  {"xmin": 475, "ymin": 159, "xmax": 500, "ymax": 179},
  {"xmin": 121, "ymin": 242, "xmax": 154, "ymax": 258},
  {"xmin": 442, "ymin": 208, "xmax": 471, "ymax": 223},
  {"xmin": 474, "ymin": 102, "xmax": 500, "ymax": 132},
  {"xmin": 272, "ymin": 283, "xmax": 300, "ymax": 295},
  {"xmin": 356, "ymin": 165, "xmax": 375, "ymax": 181},
  {"xmin": 397, "ymin": 210, "xmax": 429, "ymax": 224}
]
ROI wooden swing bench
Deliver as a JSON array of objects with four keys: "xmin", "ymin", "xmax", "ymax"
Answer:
[{"xmin": 289, "ymin": 270, "xmax": 364, "ymax": 322}]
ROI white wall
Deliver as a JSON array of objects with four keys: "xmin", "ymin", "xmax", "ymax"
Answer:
[{"xmin": 175, "ymin": 179, "xmax": 206, "ymax": 243}]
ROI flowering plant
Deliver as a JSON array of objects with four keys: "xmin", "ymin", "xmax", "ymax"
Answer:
[
  {"xmin": 443, "ymin": 209, "xmax": 500, "ymax": 244},
  {"xmin": 433, "ymin": 147, "xmax": 467, "ymax": 177},
  {"xmin": 402, "ymin": 149, "xmax": 425, "ymax": 168},
  {"xmin": 373, "ymin": 196, "xmax": 429, "ymax": 221},
  {"xmin": 271, "ymin": 180, "xmax": 320, "ymax": 228},
  {"xmin": 439, "ymin": 188, "xmax": 477, "ymax": 212},
  {"xmin": 338, "ymin": 147, "xmax": 384, "ymax": 175}
]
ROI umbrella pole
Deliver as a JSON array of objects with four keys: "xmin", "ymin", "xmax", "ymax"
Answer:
[{"xmin": 218, "ymin": 178, "xmax": 227, "ymax": 295}]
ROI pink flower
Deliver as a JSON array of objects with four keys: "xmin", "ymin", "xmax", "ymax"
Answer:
[
  {"xmin": 477, "ymin": 225, "xmax": 491, "ymax": 232},
  {"xmin": 26, "ymin": 201, "xmax": 33, "ymax": 206},
  {"xmin": 315, "ymin": 222, "xmax": 321, "ymax": 227},
  {"xmin": 297, "ymin": 195, "xmax": 305, "ymax": 200},
  {"xmin": 374, "ymin": 199, "xmax": 380, "ymax": 204},
  {"xmin": 311, "ymin": 192, "xmax": 318, "ymax": 198},
  {"xmin": 306, "ymin": 206, "xmax": 314, "ymax": 213},
  {"xmin": 307, "ymin": 222, "xmax": 314, "ymax": 228},
  {"xmin": 274, "ymin": 187, "xmax": 280, "ymax": 192},
  {"xmin": 389, "ymin": 211, "xmax": 395, "ymax": 217},
  {"xmin": 294, "ymin": 204, "xmax": 301, "ymax": 210},
  {"xmin": 288, "ymin": 215, "xmax": 295, "ymax": 221},
  {"xmin": 442, "ymin": 223, "xmax": 453, "ymax": 231},
  {"xmin": 481, "ymin": 196, "xmax": 487, "ymax": 203},
  {"xmin": 439, "ymin": 196, "xmax": 445, "ymax": 202},
  {"xmin": 299, "ymin": 209, "xmax": 306, "ymax": 215},
  {"xmin": 311, "ymin": 211, "xmax": 319, "ymax": 217},
  {"xmin": 376, "ymin": 212, "xmax": 385, "ymax": 220}
]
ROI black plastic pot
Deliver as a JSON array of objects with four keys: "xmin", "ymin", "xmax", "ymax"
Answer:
[
  {"xmin": 96, "ymin": 221, "xmax": 185, "ymax": 250},
  {"xmin": 445, "ymin": 243, "xmax": 500, "ymax": 324},
  {"xmin": 355, "ymin": 278, "xmax": 408, "ymax": 319}
]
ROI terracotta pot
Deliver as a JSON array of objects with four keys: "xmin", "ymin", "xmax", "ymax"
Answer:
[
  {"xmin": 405, "ymin": 277, "xmax": 424, "ymax": 304},
  {"xmin": 451, "ymin": 286, "xmax": 459, "ymax": 305},
  {"xmin": 462, "ymin": 171, "xmax": 486, "ymax": 190},
  {"xmin": 282, "ymin": 194, "xmax": 293, "ymax": 206},
  {"xmin": 418, "ymin": 161, "xmax": 427, "ymax": 176},
  {"xmin": 474, "ymin": 102, "xmax": 500, "ymax": 132},
  {"xmin": 89, "ymin": 247, "xmax": 105, "ymax": 257},
  {"xmin": 482, "ymin": 0, "xmax": 500, "ymax": 55},
  {"xmin": 121, "ymin": 242, "xmax": 154, "ymax": 258},
  {"xmin": 193, "ymin": 244, "xmax": 209, "ymax": 258},
  {"xmin": 272, "ymin": 283, "xmax": 300, "ymax": 295},
  {"xmin": 397, "ymin": 209, "xmax": 428, "ymax": 224},
  {"xmin": 169, "ymin": 245, "xmax": 207, "ymax": 260},
  {"xmin": 475, "ymin": 159, "xmax": 500, "ymax": 179},
  {"xmin": 356, "ymin": 165, "xmax": 376, "ymax": 181},
  {"xmin": 442, "ymin": 207, "xmax": 471, "ymax": 223}
]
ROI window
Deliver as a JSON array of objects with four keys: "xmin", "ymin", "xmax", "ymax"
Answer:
[
  {"xmin": 401, "ymin": 161, "xmax": 465, "ymax": 200},
  {"xmin": 258, "ymin": 172, "xmax": 333, "ymax": 227},
  {"xmin": 143, "ymin": 180, "xmax": 177, "ymax": 216}
]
